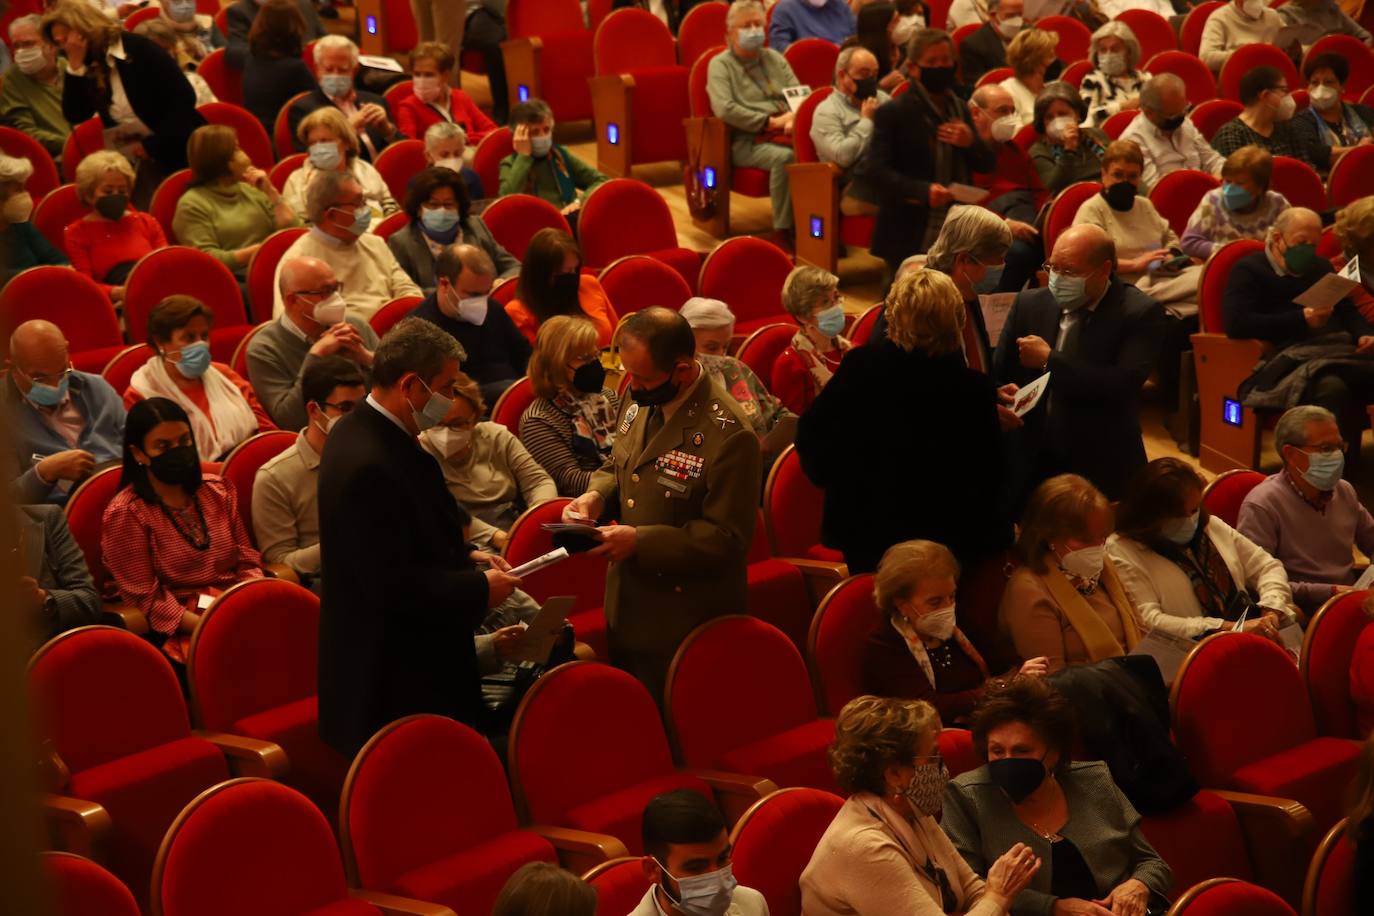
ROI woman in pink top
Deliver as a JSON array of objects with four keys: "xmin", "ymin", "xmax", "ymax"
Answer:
[
  {"xmin": 64, "ymin": 151, "xmax": 167, "ymax": 305},
  {"xmin": 505, "ymin": 228, "xmax": 617, "ymax": 347},
  {"xmin": 395, "ymin": 40, "xmax": 497, "ymax": 148}
]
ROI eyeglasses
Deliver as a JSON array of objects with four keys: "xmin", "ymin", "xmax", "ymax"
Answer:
[
  {"xmin": 1303, "ymin": 442, "xmax": 1347, "ymax": 455},
  {"xmin": 24, "ymin": 366, "xmax": 72, "ymax": 386},
  {"xmin": 320, "ymin": 400, "xmax": 358, "ymax": 414},
  {"xmin": 297, "ymin": 283, "xmax": 344, "ymax": 298},
  {"xmin": 1041, "ymin": 262, "xmax": 1094, "ymax": 279}
]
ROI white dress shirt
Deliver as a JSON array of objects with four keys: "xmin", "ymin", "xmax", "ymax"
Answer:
[{"xmin": 1118, "ymin": 114, "xmax": 1225, "ymax": 192}]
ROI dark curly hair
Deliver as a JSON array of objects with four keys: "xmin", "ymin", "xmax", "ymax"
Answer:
[{"xmin": 970, "ymin": 676, "xmax": 1075, "ymax": 772}]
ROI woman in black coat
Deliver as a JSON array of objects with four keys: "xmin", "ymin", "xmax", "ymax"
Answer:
[
  {"xmin": 240, "ymin": 0, "xmax": 319, "ymax": 138},
  {"xmin": 43, "ymin": 1, "xmax": 205, "ymax": 208},
  {"xmin": 795, "ymin": 268, "xmax": 1011, "ymax": 575}
]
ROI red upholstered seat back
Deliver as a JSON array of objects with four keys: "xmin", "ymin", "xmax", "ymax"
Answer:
[
  {"xmin": 1172, "ymin": 634, "xmax": 1318, "ymax": 786},
  {"xmin": 690, "ymin": 48, "xmax": 726, "ymax": 118},
  {"xmin": 383, "ymin": 79, "xmax": 415, "ymax": 112},
  {"xmin": 63, "ymin": 466, "xmax": 124, "ymax": 594},
  {"xmin": 473, "ymin": 127, "xmax": 513, "ymax": 200},
  {"xmin": 1187, "ymin": 98, "xmax": 1242, "ymax": 141},
  {"xmin": 373, "ymin": 139, "xmax": 429, "ymax": 203},
  {"xmin": 502, "ymin": 498, "xmax": 609, "ymax": 614},
  {"xmin": 1199, "ymin": 469, "xmax": 1265, "ymax": 528},
  {"xmin": 482, "ymin": 194, "xmax": 573, "ymax": 261},
  {"xmin": 678, "ymin": 3, "xmax": 727, "ymax": 71},
  {"xmin": 219, "ymin": 431, "xmax": 297, "ymax": 542},
  {"xmin": 369, "ymin": 295, "xmax": 423, "ymax": 337},
  {"xmin": 1300, "ymin": 590, "xmax": 1372, "ymax": 738},
  {"xmin": 189, "ymin": 578, "xmax": 321, "ymax": 732},
  {"xmin": 765, "ymin": 444, "xmax": 826, "ymax": 559},
  {"xmin": 268, "ymin": 153, "xmax": 304, "ymax": 192},
  {"xmin": 939, "ymin": 728, "xmax": 979, "ymax": 777},
  {"xmin": 506, "ymin": 0, "xmax": 594, "ymax": 121},
  {"xmin": 1308, "ymin": 821, "xmax": 1357, "ymax": 916},
  {"xmin": 597, "ymin": 255, "xmax": 694, "ymax": 316},
  {"xmin": 42, "ymin": 852, "xmax": 141, "ymax": 916},
  {"xmin": 124, "ymin": 246, "xmax": 248, "ymax": 349},
  {"xmin": 197, "ymin": 103, "xmax": 274, "ymax": 171},
  {"xmin": 952, "ymin": 23, "xmax": 980, "ymax": 51},
  {"xmin": 1060, "ymin": 59, "xmax": 1093, "ymax": 89},
  {"xmin": 1101, "ymin": 109, "xmax": 1139, "ymax": 139},
  {"xmin": 248, "ymin": 227, "xmax": 307, "ymax": 319},
  {"xmin": 508, "ymin": 0, "xmax": 584, "ymax": 36},
  {"xmin": 807, "ymin": 575, "xmax": 877, "ymax": 716},
  {"xmin": 1150, "ymin": 169, "xmax": 1220, "ymax": 238},
  {"xmin": 784, "ymin": 38, "xmax": 840, "ymax": 91},
  {"xmin": 1270, "ymin": 156, "xmax": 1327, "ymax": 212},
  {"xmin": 62, "ymin": 116, "xmax": 104, "ymax": 184},
  {"xmin": 585, "ymin": 858, "xmax": 654, "ymax": 916},
  {"xmin": 344, "ymin": 716, "xmax": 528, "ymax": 891},
  {"xmin": 0, "ymin": 126, "xmax": 59, "ymax": 199},
  {"xmin": 594, "ymin": 8, "xmax": 674, "ymax": 74},
  {"xmin": 273, "ymin": 93, "xmax": 311, "ymax": 159},
  {"xmin": 580, "ymin": 180, "xmax": 682, "ymax": 269},
  {"xmin": 1145, "ymin": 51, "xmax": 1218, "ymax": 106},
  {"xmin": 381, "ymin": 0, "xmax": 418, "ymax": 51},
  {"xmin": 150, "ymin": 168, "xmax": 194, "ymax": 241},
  {"xmin": 29, "ymin": 626, "xmax": 193, "ymax": 774},
  {"xmin": 1139, "ymin": 788, "xmax": 1253, "ymax": 897},
  {"xmin": 1350, "ymin": 625, "xmax": 1374, "ymax": 736},
  {"xmin": 792, "ymin": 86, "xmax": 832, "ymax": 164},
  {"xmin": 1115, "ymin": 9, "xmax": 1176, "ymax": 64},
  {"xmin": 0, "ymin": 266, "xmax": 119, "ymax": 357},
  {"xmin": 1044, "ymin": 181, "xmax": 1101, "ymax": 253},
  {"xmin": 698, "ymin": 236, "xmax": 793, "ymax": 326},
  {"xmin": 510, "ymin": 662, "xmax": 681, "ymax": 825},
  {"xmin": 32, "ymin": 184, "xmax": 90, "ymax": 254},
  {"xmin": 1327, "ymin": 144, "xmax": 1374, "ymax": 209},
  {"xmin": 1198, "ymin": 238, "xmax": 1263, "ymax": 334},
  {"xmin": 736, "ymin": 323, "xmax": 796, "ymax": 383},
  {"xmin": 1035, "ymin": 15, "xmax": 1092, "ymax": 64},
  {"xmin": 668, "ymin": 617, "xmax": 819, "ymax": 769},
  {"xmin": 848, "ymin": 303, "xmax": 883, "ymax": 345},
  {"xmin": 1181, "ymin": 1, "xmax": 1225, "ymax": 56},
  {"xmin": 1307, "ymin": 34, "xmax": 1374, "ymax": 98},
  {"xmin": 153, "ymin": 779, "xmax": 355, "ymax": 916},
  {"xmin": 198, "ymin": 48, "xmax": 241, "ymax": 105},
  {"xmin": 374, "ymin": 212, "xmax": 410, "ymax": 242},
  {"xmin": 490, "ymin": 376, "xmax": 537, "ymax": 436},
  {"xmin": 623, "ymin": 66, "xmax": 691, "ymax": 165},
  {"xmin": 977, "ymin": 66, "xmax": 1013, "ymax": 88},
  {"xmin": 1172, "ymin": 878, "xmax": 1296, "ymax": 915},
  {"xmin": 730, "ymin": 788, "xmax": 843, "ymax": 916},
  {"xmin": 1220, "ymin": 44, "xmax": 1299, "ymax": 103}
]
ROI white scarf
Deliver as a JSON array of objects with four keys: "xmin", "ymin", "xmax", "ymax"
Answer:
[{"xmin": 131, "ymin": 355, "xmax": 258, "ymax": 461}]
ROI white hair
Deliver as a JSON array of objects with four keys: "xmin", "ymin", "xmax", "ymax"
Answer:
[
  {"xmin": 1090, "ymin": 20, "xmax": 1141, "ymax": 72},
  {"xmin": 680, "ymin": 297, "xmax": 736, "ymax": 329},
  {"xmin": 314, "ymin": 34, "xmax": 359, "ymax": 67},
  {"xmin": 1274, "ymin": 405, "xmax": 1338, "ymax": 456},
  {"xmin": 424, "ymin": 120, "xmax": 467, "ymax": 152},
  {"xmin": 1271, "ymin": 206, "xmax": 1321, "ymax": 240},
  {"xmin": 0, "ymin": 154, "xmax": 34, "ymax": 186},
  {"xmin": 9, "ymin": 14, "xmax": 42, "ymax": 40},
  {"xmin": 925, "ymin": 205, "xmax": 1013, "ymax": 273},
  {"xmin": 726, "ymin": 0, "xmax": 766, "ymax": 33}
]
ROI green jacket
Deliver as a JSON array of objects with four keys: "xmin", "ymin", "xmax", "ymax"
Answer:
[
  {"xmin": 0, "ymin": 65, "xmax": 70, "ymax": 157},
  {"xmin": 498, "ymin": 145, "xmax": 607, "ymax": 207}
]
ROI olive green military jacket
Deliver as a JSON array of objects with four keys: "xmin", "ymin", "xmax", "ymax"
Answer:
[{"xmin": 587, "ymin": 371, "xmax": 762, "ymax": 656}]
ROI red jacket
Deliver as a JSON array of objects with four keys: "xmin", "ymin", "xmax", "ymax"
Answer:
[
  {"xmin": 396, "ymin": 90, "xmax": 497, "ymax": 145},
  {"xmin": 974, "ymin": 141, "xmax": 1048, "ymax": 212}
]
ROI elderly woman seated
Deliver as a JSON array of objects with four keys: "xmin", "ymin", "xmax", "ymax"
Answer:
[
  {"xmin": 1181, "ymin": 145, "xmax": 1289, "ymax": 261},
  {"xmin": 1108, "ymin": 457, "xmax": 1295, "ymax": 642},
  {"xmin": 1001, "ymin": 29, "xmax": 1059, "ymax": 128},
  {"xmin": 1334, "ymin": 196, "xmax": 1374, "ymax": 324},
  {"xmin": 65, "ymin": 150, "xmax": 166, "ymax": 303},
  {"xmin": 419, "ymin": 372, "xmax": 557, "ymax": 551},
  {"xmin": 943, "ymin": 677, "xmax": 1173, "ymax": 915},
  {"xmin": 773, "ymin": 265, "xmax": 853, "ymax": 414},
  {"xmin": 423, "ymin": 121, "xmax": 486, "ymax": 202},
  {"xmin": 282, "ymin": 106, "xmax": 399, "ymax": 229},
  {"xmin": 801, "ymin": 695, "xmax": 1041, "ymax": 916},
  {"xmin": 679, "ymin": 297, "xmax": 794, "ymax": 442},
  {"xmin": 1292, "ymin": 52, "xmax": 1374, "ymax": 178},
  {"xmin": 863, "ymin": 539, "xmax": 1047, "ymax": 723},
  {"xmin": 0, "ymin": 154, "xmax": 66, "ymax": 283},
  {"xmin": 1000, "ymin": 474, "xmax": 1145, "ymax": 673},
  {"xmin": 1078, "ymin": 21, "xmax": 1149, "ymax": 130},
  {"xmin": 1029, "ymin": 82, "xmax": 1109, "ymax": 196}
]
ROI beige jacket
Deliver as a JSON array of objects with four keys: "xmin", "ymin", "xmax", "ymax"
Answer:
[{"xmin": 1199, "ymin": 4, "xmax": 1283, "ymax": 72}]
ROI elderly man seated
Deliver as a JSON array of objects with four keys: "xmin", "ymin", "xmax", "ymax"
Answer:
[
  {"xmin": 1223, "ymin": 206, "xmax": 1374, "ymax": 450},
  {"xmin": 287, "ymin": 35, "xmax": 397, "ymax": 162},
  {"xmin": 247, "ymin": 255, "xmax": 378, "ymax": 431},
  {"xmin": 0, "ymin": 15, "xmax": 70, "ymax": 158},
  {"xmin": 811, "ymin": 44, "xmax": 890, "ymax": 217},
  {"xmin": 272, "ymin": 170, "xmax": 421, "ymax": 320},
  {"xmin": 6, "ymin": 320, "xmax": 125, "ymax": 505},
  {"xmin": 708, "ymin": 0, "xmax": 801, "ymax": 248},
  {"xmin": 1119, "ymin": 73, "xmax": 1225, "ymax": 193},
  {"xmin": 1238, "ymin": 405, "xmax": 1374, "ymax": 615}
]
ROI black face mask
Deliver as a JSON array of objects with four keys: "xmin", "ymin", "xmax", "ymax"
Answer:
[
  {"xmin": 552, "ymin": 271, "xmax": 581, "ymax": 304},
  {"xmin": 852, "ymin": 75, "xmax": 879, "ymax": 101},
  {"xmin": 919, "ymin": 65, "xmax": 956, "ymax": 95},
  {"xmin": 571, "ymin": 359, "xmax": 606, "ymax": 394},
  {"xmin": 1158, "ymin": 113, "xmax": 1186, "ymax": 132},
  {"xmin": 987, "ymin": 756, "xmax": 1048, "ymax": 804},
  {"xmin": 147, "ymin": 444, "xmax": 202, "ymax": 488},
  {"xmin": 95, "ymin": 193, "xmax": 128, "ymax": 221},
  {"xmin": 630, "ymin": 372, "xmax": 680, "ymax": 407},
  {"xmin": 1102, "ymin": 181, "xmax": 1137, "ymax": 212}
]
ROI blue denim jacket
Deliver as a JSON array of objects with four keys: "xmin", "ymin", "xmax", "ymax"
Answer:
[{"xmin": 7, "ymin": 371, "xmax": 126, "ymax": 505}]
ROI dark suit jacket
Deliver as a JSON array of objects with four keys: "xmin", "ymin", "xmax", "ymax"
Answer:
[
  {"xmin": 992, "ymin": 277, "xmax": 1166, "ymax": 500},
  {"xmin": 224, "ymin": 0, "xmax": 325, "ymax": 70},
  {"xmin": 289, "ymin": 88, "xmax": 394, "ymax": 163},
  {"xmin": 1223, "ymin": 251, "xmax": 1374, "ymax": 348},
  {"xmin": 242, "ymin": 54, "xmax": 318, "ymax": 138},
  {"xmin": 19, "ymin": 504, "xmax": 101, "ymax": 647},
  {"xmin": 796, "ymin": 340, "xmax": 1010, "ymax": 574},
  {"xmin": 61, "ymin": 32, "xmax": 206, "ymax": 172},
  {"xmin": 317, "ymin": 400, "xmax": 489, "ymax": 754},
  {"xmin": 958, "ymin": 23, "xmax": 1006, "ymax": 85},
  {"xmin": 866, "ymin": 83, "xmax": 998, "ymax": 267}
]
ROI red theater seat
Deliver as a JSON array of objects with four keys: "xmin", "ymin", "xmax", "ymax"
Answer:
[
  {"xmin": 1180, "ymin": 1, "xmax": 1225, "ymax": 57},
  {"xmin": 473, "ymin": 127, "xmax": 513, "ymax": 200},
  {"xmin": 490, "ymin": 376, "xmax": 536, "ymax": 436},
  {"xmin": 579, "ymin": 179, "xmax": 700, "ymax": 289},
  {"xmin": 1145, "ymin": 51, "xmax": 1217, "ymax": 106},
  {"xmin": 502, "ymin": 498, "xmax": 608, "ymax": 659},
  {"xmin": 788, "ymin": 86, "xmax": 875, "ymax": 273},
  {"xmin": 1044, "ymin": 181, "xmax": 1102, "ymax": 253},
  {"xmin": 1150, "ymin": 169, "xmax": 1220, "ymax": 238},
  {"xmin": 783, "ymin": 38, "xmax": 840, "ymax": 91},
  {"xmin": 735, "ymin": 323, "xmax": 796, "ymax": 388},
  {"xmin": 198, "ymin": 48, "xmax": 241, "ymax": 105},
  {"xmin": 1270, "ymin": 156, "xmax": 1327, "ymax": 213},
  {"xmin": 597, "ymin": 255, "xmax": 694, "ymax": 317},
  {"xmin": 1327, "ymin": 143, "xmax": 1374, "ymax": 209},
  {"xmin": 589, "ymin": 10, "xmax": 690, "ymax": 177},
  {"xmin": 1199, "ymin": 468, "xmax": 1265, "ymax": 528},
  {"xmin": 247, "ymin": 227, "xmax": 307, "ymax": 320},
  {"xmin": 218, "ymin": 431, "xmax": 299, "ymax": 547},
  {"xmin": 123, "ymin": 247, "xmax": 250, "ymax": 362},
  {"xmin": 369, "ymin": 295, "xmax": 424, "ymax": 337},
  {"xmin": 1115, "ymin": 9, "xmax": 1176, "ymax": 64},
  {"xmin": 764, "ymin": 444, "xmax": 847, "ymax": 585},
  {"xmin": 806, "ymin": 574, "xmax": 875, "ymax": 716},
  {"xmin": 1188, "ymin": 98, "xmax": 1243, "ymax": 141},
  {"xmin": 1170, "ymin": 878, "xmax": 1296, "ymax": 915},
  {"xmin": 0, "ymin": 266, "xmax": 120, "ymax": 374},
  {"xmin": 729, "ymin": 787, "xmax": 844, "ymax": 916},
  {"xmin": 41, "ymin": 852, "xmax": 140, "ymax": 916},
  {"xmin": 373, "ymin": 139, "xmax": 429, "ymax": 203},
  {"xmin": 685, "ymin": 48, "xmax": 774, "ymax": 239},
  {"xmin": 746, "ymin": 511, "xmax": 815, "ymax": 650},
  {"xmin": 1303, "ymin": 819, "xmax": 1357, "ymax": 916},
  {"xmin": 1219, "ymin": 44, "xmax": 1299, "ymax": 104},
  {"xmin": 583, "ymin": 858, "xmax": 653, "ymax": 916},
  {"xmin": 197, "ymin": 102, "xmax": 274, "ymax": 171},
  {"xmin": 678, "ymin": 1, "xmax": 728, "ymax": 71},
  {"xmin": 0, "ymin": 125, "xmax": 59, "ymax": 200},
  {"xmin": 697, "ymin": 236, "xmax": 795, "ymax": 333},
  {"xmin": 481, "ymin": 193, "xmax": 572, "ymax": 261},
  {"xmin": 502, "ymin": 0, "xmax": 594, "ymax": 122},
  {"xmin": 1300, "ymin": 589, "xmax": 1374, "ymax": 739},
  {"xmin": 32, "ymin": 184, "xmax": 91, "ymax": 256},
  {"xmin": 1036, "ymin": 15, "xmax": 1093, "ymax": 64}
]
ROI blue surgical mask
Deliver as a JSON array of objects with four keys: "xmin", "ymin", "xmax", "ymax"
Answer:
[
  {"xmin": 420, "ymin": 206, "xmax": 460, "ymax": 234},
  {"xmin": 1047, "ymin": 270, "xmax": 1088, "ymax": 310},
  {"xmin": 338, "ymin": 204, "xmax": 371, "ymax": 236},
  {"xmin": 815, "ymin": 304, "xmax": 846, "ymax": 337},
  {"xmin": 174, "ymin": 341, "xmax": 212, "ymax": 379},
  {"xmin": 1162, "ymin": 510, "xmax": 1200, "ymax": 546},
  {"xmin": 738, "ymin": 26, "xmax": 766, "ymax": 51},
  {"xmin": 530, "ymin": 134, "xmax": 553, "ymax": 158},
  {"xmin": 24, "ymin": 371, "xmax": 70, "ymax": 408},
  {"xmin": 411, "ymin": 377, "xmax": 453, "ymax": 432},
  {"xmin": 1300, "ymin": 450, "xmax": 1345, "ymax": 491},
  {"xmin": 308, "ymin": 141, "xmax": 342, "ymax": 170},
  {"xmin": 319, "ymin": 73, "xmax": 353, "ymax": 99},
  {"xmin": 164, "ymin": 0, "xmax": 197, "ymax": 22},
  {"xmin": 1220, "ymin": 182, "xmax": 1253, "ymax": 212}
]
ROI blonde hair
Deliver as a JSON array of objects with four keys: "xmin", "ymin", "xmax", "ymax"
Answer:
[
  {"xmin": 450, "ymin": 372, "xmax": 486, "ymax": 416},
  {"xmin": 1221, "ymin": 144, "xmax": 1273, "ymax": 188},
  {"xmin": 1334, "ymin": 196, "xmax": 1374, "ymax": 257},
  {"xmin": 781, "ymin": 265, "xmax": 839, "ymax": 320},
  {"xmin": 1101, "ymin": 139, "xmax": 1144, "ymax": 170},
  {"xmin": 298, "ymin": 106, "xmax": 360, "ymax": 161},
  {"xmin": 829, "ymin": 696, "xmax": 941, "ymax": 796},
  {"xmin": 885, "ymin": 268, "xmax": 965, "ymax": 356},
  {"xmin": 74, "ymin": 151, "xmax": 136, "ymax": 205},
  {"xmin": 42, "ymin": 2, "xmax": 120, "ymax": 61},
  {"xmin": 1015, "ymin": 474, "xmax": 1110, "ymax": 573},
  {"xmin": 873, "ymin": 540, "xmax": 960, "ymax": 617},
  {"xmin": 1007, "ymin": 28, "xmax": 1057, "ymax": 79},
  {"xmin": 528, "ymin": 315, "xmax": 600, "ymax": 399}
]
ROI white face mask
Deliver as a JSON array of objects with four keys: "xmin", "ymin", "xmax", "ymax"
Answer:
[
  {"xmin": 914, "ymin": 605, "xmax": 957, "ymax": 641},
  {"xmin": 1310, "ymin": 85, "xmax": 1340, "ymax": 112},
  {"xmin": 313, "ymin": 410, "xmax": 340, "ymax": 437},
  {"xmin": 997, "ymin": 15, "xmax": 1022, "ymax": 39},
  {"xmin": 1099, "ymin": 51, "xmax": 1127, "ymax": 77},
  {"xmin": 891, "ymin": 12, "xmax": 925, "ymax": 47},
  {"xmin": 990, "ymin": 113, "xmax": 1019, "ymax": 142},
  {"xmin": 1058, "ymin": 544, "xmax": 1105, "ymax": 582},
  {"xmin": 434, "ymin": 156, "xmax": 465, "ymax": 173},
  {"xmin": 1047, "ymin": 115, "xmax": 1076, "ymax": 142},
  {"xmin": 14, "ymin": 46, "xmax": 47, "ymax": 75},
  {"xmin": 1275, "ymin": 93, "xmax": 1297, "ymax": 122},
  {"xmin": 438, "ymin": 284, "xmax": 489, "ymax": 325},
  {"xmin": 310, "ymin": 291, "xmax": 347, "ymax": 326},
  {"xmin": 426, "ymin": 425, "xmax": 472, "ymax": 457}
]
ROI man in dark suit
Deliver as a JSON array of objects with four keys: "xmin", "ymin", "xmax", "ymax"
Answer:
[
  {"xmin": 993, "ymin": 224, "xmax": 1166, "ymax": 501},
  {"xmin": 288, "ymin": 35, "xmax": 398, "ymax": 163},
  {"xmin": 868, "ymin": 28, "xmax": 998, "ymax": 274},
  {"xmin": 958, "ymin": 0, "xmax": 1023, "ymax": 85},
  {"xmin": 317, "ymin": 318, "xmax": 521, "ymax": 755}
]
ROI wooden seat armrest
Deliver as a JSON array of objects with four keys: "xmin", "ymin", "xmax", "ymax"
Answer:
[
  {"xmin": 527, "ymin": 824, "xmax": 630, "ymax": 874},
  {"xmin": 101, "ymin": 601, "xmax": 148, "ymax": 635},
  {"xmin": 349, "ymin": 889, "xmax": 458, "ymax": 916},
  {"xmin": 193, "ymin": 730, "xmax": 289, "ymax": 779},
  {"xmin": 263, "ymin": 563, "xmax": 299, "ymax": 585},
  {"xmin": 498, "ymin": 36, "xmax": 542, "ymax": 110},
  {"xmin": 1213, "ymin": 789, "xmax": 1314, "ymax": 906},
  {"xmin": 684, "ymin": 769, "xmax": 779, "ymax": 826},
  {"xmin": 779, "ymin": 557, "xmax": 850, "ymax": 603},
  {"xmin": 1212, "ymin": 789, "xmax": 1313, "ymax": 840},
  {"xmin": 43, "ymin": 793, "xmax": 111, "ymax": 858},
  {"xmin": 590, "ymin": 74, "xmax": 634, "ymax": 178}
]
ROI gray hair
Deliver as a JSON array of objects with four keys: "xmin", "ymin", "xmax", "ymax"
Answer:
[
  {"xmin": 679, "ymin": 297, "xmax": 736, "ymax": 329},
  {"xmin": 835, "ymin": 45, "xmax": 874, "ymax": 79},
  {"xmin": 9, "ymin": 14, "xmax": 42, "ymax": 39},
  {"xmin": 1090, "ymin": 20, "xmax": 1141, "ymax": 72},
  {"xmin": 781, "ymin": 265, "xmax": 839, "ymax": 319},
  {"xmin": 314, "ymin": 34, "xmax": 359, "ymax": 67},
  {"xmin": 1139, "ymin": 73, "xmax": 1186, "ymax": 114},
  {"xmin": 1271, "ymin": 206, "xmax": 1321, "ymax": 241},
  {"xmin": 926, "ymin": 205, "xmax": 1013, "ymax": 273},
  {"xmin": 371, "ymin": 317, "xmax": 465, "ymax": 388},
  {"xmin": 304, "ymin": 169, "xmax": 360, "ymax": 225},
  {"xmin": 726, "ymin": 0, "xmax": 766, "ymax": 32},
  {"xmin": 1274, "ymin": 405, "xmax": 1338, "ymax": 456},
  {"xmin": 424, "ymin": 120, "xmax": 467, "ymax": 152}
]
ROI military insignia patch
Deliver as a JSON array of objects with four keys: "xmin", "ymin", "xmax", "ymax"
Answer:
[
  {"xmin": 655, "ymin": 449, "xmax": 705, "ymax": 480},
  {"xmin": 692, "ymin": 431, "xmax": 704, "ymax": 447},
  {"xmin": 619, "ymin": 403, "xmax": 639, "ymax": 435}
]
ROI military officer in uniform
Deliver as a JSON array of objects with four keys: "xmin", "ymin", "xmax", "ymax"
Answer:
[{"xmin": 563, "ymin": 307, "xmax": 762, "ymax": 703}]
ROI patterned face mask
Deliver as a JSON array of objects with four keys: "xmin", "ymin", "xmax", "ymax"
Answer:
[{"xmin": 903, "ymin": 758, "xmax": 950, "ymax": 817}]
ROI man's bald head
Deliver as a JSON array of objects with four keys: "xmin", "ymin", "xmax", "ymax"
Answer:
[
  {"xmin": 1051, "ymin": 224, "xmax": 1116, "ymax": 302},
  {"xmin": 279, "ymin": 256, "xmax": 335, "ymax": 297},
  {"xmin": 9, "ymin": 320, "xmax": 70, "ymax": 392},
  {"xmin": 971, "ymin": 84, "xmax": 1014, "ymax": 113}
]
